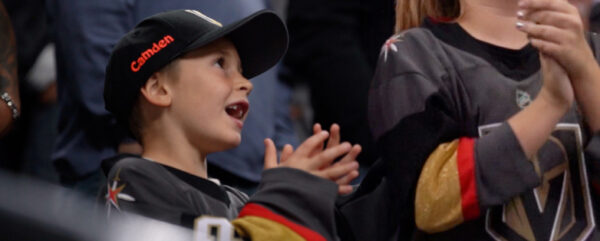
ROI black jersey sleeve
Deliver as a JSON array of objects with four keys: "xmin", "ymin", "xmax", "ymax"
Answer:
[{"xmin": 232, "ymin": 167, "xmax": 339, "ymax": 241}]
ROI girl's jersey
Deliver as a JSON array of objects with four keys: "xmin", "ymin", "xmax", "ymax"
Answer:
[{"xmin": 339, "ymin": 19, "xmax": 600, "ymax": 241}]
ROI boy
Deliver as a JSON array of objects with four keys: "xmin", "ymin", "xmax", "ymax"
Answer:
[{"xmin": 101, "ymin": 9, "xmax": 361, "ymax": 240}]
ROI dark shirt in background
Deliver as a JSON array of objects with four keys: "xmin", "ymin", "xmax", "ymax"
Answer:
[{"xmin": 282, "ymin": 0, "xmax": 395, "ymax": 166}]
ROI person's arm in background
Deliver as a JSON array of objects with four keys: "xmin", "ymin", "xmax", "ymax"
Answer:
[{"xmin": 0, "ymin": 1, "xmax": 19, "ymax": 136}]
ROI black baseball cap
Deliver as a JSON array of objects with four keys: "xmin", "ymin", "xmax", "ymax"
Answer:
[{"xmin": 104, "ymin": 9, "xmax": 288, "ymax": 125}]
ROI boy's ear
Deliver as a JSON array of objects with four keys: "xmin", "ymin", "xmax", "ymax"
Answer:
[{"xmin": 140, "ymin": 72, "xmax": 172, "ymax": 107}]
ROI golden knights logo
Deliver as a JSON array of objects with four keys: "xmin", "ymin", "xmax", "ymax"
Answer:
[
  {"xmin": 516, "ymin": 89, "xmax": 532, "ymax": 109},
  {"xmin": 479, "ymin": 123, "xmax": 596, "ymax": 241}
]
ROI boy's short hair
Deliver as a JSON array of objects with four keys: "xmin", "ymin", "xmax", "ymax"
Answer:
[{"xmin": 103, "ymin": 9, "xmax": 288, "ymax": 134}]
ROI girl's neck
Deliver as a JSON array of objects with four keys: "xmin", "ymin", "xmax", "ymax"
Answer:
[
  {"xmin": 142, "ymin": 129, "xmax": 208, "ymax": 179},
  {"xmin": 457, "ymin": 0, "xmax": 529, "ymax": 50}
]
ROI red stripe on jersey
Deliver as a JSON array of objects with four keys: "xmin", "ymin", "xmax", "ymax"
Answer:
[
  {"xmin": 457, "ymin": 137, "xmax": 480, "ymax": 220},
  {"xmin": 238, "ymin": 203, "xmax": 326, "ymax": 241}
]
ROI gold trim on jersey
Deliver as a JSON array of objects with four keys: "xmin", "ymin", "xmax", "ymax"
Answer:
[{"xmin": 414, "ymin": 140, "xmax": 464, "ymax": 233}]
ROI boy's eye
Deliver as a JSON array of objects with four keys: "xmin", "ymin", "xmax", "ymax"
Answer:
[{"xmin": 214, "ymin": 57, "xmax": 225, "ymax": 69}]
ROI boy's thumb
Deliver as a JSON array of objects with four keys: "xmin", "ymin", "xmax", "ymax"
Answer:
[{"xmin": 263, "ymin": 138, "xmax": 277, "ymax": 169}]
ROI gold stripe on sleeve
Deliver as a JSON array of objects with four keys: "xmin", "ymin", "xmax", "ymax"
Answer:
[{"xmin": 415, "ymin": 139, "xmax": 464, "ymax": 233}]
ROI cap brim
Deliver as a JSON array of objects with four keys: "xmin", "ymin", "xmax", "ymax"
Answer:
[{"xmin": 182, "ymin": 10, "xmax": 288, "ymax": 79}]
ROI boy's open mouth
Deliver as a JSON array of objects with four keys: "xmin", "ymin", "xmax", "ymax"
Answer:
[{"xmin": 225, "ymin": 101, "xmax": 249, "ymax": 120}]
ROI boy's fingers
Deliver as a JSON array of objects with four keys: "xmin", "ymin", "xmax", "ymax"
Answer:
[
  {"xmin": 326, "ymin": 123, "xmax": 341, "ymax": 149},
  {"xmin": 320, "ymin": 160, "xmax": 359, "ymax": 180},
  {"xmin": 336, "ymin": 144, "xmax": 362, "ymax": 164},
  {"xmin": 295, "ymin": 131, "xmax": 329, "ymax": 157},
  {"xmin": 313, "ymin": 123, "xmax": 322, "ymax": 134},
  {"xmin": 311, "ymin": 123, "xmax": 324, "ymax": 157},
  {"xmin": 336, "ymin": 170, "xmax": 360, "ymax": 186},
  {"xmin": 263, "ymin": 138, "xmax": 278, "ymax": 169},
  {"xmin": 281, "ymin": 144, "xmax": 294, "ymax": 163},
  {"xmin": 312, "ymin": 142, "xmax": 352, "ymax": 169},
  {"xmin": 338, "ymin": 185, "xmax": 354, "ymax": 195}
]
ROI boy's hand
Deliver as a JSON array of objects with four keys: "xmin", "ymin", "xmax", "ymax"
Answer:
[
  {"xmin": 263, "ymin": 127, "xmax": 360, "ymax": 195},
  {"xmin": 311, "ymin": 123, "xmax": 361, "ymax": 194},
  {"xmin": 311, "ymin": 123, "xmax": 341, "ymax": 154}
]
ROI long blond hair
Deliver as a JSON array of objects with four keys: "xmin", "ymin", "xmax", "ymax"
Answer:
[{"xmin": 395, "ymin": 0, "xmax": 461, "ymax": 33}]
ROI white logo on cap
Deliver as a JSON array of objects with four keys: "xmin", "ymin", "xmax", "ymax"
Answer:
[{"xmin": 185, "ymin": 10, "xmax": 223, "ymax": 27}]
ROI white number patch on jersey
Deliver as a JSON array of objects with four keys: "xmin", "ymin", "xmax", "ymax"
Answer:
[{"xmin": 193, "ymin": 216, "xmax": 244, "ymax": 241}]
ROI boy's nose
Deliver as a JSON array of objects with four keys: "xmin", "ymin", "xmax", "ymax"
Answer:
[{"xmin": 236, "ymin": 76, "xmax": 253, "ymax": 95}]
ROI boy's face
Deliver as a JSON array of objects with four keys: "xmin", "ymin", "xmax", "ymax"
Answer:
[{"xmin": 167, "ymin": 38, "xmax": 253, "ymax": 153}]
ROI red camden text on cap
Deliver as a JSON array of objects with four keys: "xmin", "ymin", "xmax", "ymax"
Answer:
[{"xmin": 130, "ymin": 35, "xmax": 175, "ymax": 72}]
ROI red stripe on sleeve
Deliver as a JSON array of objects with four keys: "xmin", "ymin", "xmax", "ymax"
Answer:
[
  {"xmin": 457, "ymin": 137, "xmax": 480, "ymax": 220},
  {"xmin": 238, "ymin": 203, "xmax": 326, "ymax": 241}
]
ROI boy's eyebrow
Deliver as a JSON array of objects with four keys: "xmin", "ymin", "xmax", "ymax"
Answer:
[{"xmin": 218, "ymin": 49, "xmax": 243, "ymax": 74}]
